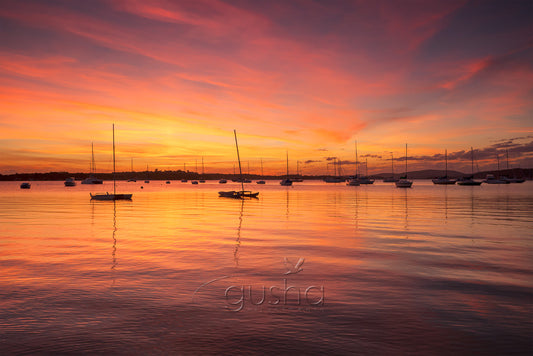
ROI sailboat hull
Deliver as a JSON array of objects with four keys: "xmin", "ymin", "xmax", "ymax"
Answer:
[
  {"xmin": 90, "ymin": 193, "xmax": 132, "ymax": 200},
  {"xmin": 395, "ymin": 180, "xmax": 413, "ymax": 188},
  {"xmin": 457, "ymin": 180, "xmax": 482, "ymax": 186},
  {"xmin": 218, "ymin": 191, "xmax": 259, "ymax": 199}
]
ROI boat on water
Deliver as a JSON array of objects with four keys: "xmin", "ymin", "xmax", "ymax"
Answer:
[
  {"xmin": 457, "ymin": 147, "xmax": 482, "ymax": 186},
  {"xmin": 81, "ymin": 143, "xmax": 104, "ymax": 184},
  {"xmin": 396, "ymin": 144, "xmax": 413, "ymax": 188},
  {"xmin": 457, "ymin": 176, "xmax": 482, "ymax": 186},
  {"xmin": 166, "ymin": 181, "xmax": 171, "ymax": 184},
  {"xmin": 20, "ymin": 182, "xmax": 31, "ymax": 189},
  {"xmin": 324, "ymin": 157, "xmax": 343, "ymax": 183},
  {"xmin": 144, "ymin": 180, "xmax": 150, "ymax": 183},
  {"xmin": 502, "ymin": 177, "xmax": 525, "ymax": 183},
  {"xmin": 218, "ymin": 179, "xmax": 227, "ymax": 184},
  {"xmin": 432, "ymin": 149, "xmax": 456, "ymax": 185},
  {"xmin": 483, "ymin": 154, "xmax": 510, "ymax": 184},
  {"xmin": 82, "ymin": 175, "xmax": 103, "ymax": 184},
  {"xmin": 291, "ymin": 161, "xmax": 304, "ymax": 182},
  {"xmin": 357, "ymin": 176, "xmax": 375, "ymax": 184},
  {"xmin": 219, "ymin": 190, "xmax": 259, "ymax": 198},
  {"xmin": 127, "ymin": 179, "xmax": 137, "ymax": 182},
  {"xmin": 192, "ymin": 181, "xmax": 199, "ymax": 184},
  {"xmin": 199, "ymin": 180, "xmax": 206, "ymax": 183},
  {"xmin": 280, "ymin": 151, "xmax": 293, "ymax": 186},
  {"xmin": 501, "ymin": 150, "xmax": 525, "ymax": 183},
  {"xmin": 90, "ymin": 124, "xmax": 133, "ymax": 201},
  {"xmin": 219, "ymin": 130, "xmax": 259, "ymax": 199},
  {"xmin": 357, "ymin": 158, "xmax": 375, "ymax": 184},
  {"xmin": 432, "ymin": 177, "xmax": 456, "ymax": 184},
  {"xmin": 280, "ymin": 178, "xmax": 293, "ymax": 186},
  {"xmin": 64, "ymin": 177, "xmax": 76, "ymax": 187},
  {"xmin": 346, "ymin": 178, "xmax": 360, "ymax": 186},
  {"xmin": 257, "ymin": 158, "xmax": 266, "ymax": 184},
  {"xmin": 484, "ymin": 174, "xmax": 509, "ymax": 184},
  {"xmin": 181, "ymin": 179, "xmax": 188, "ymax": 182},
  {"xmin": 383, "ymin": 152, "xmax": 399, "ymax": 182},
  {"xmin": 346, "ymin": 141, "xmax": 360, "ymax": 186}
]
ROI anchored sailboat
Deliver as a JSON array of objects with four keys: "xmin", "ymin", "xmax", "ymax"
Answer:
[
  {"xmin": 432, "ymin": 149, "xmax": 456, "ymax": 184},
  {"xmin": 218, "ymin": 130, "xmax": 259, "ymax": 198},
  {"xmin": 90, "ymin": 124, "xmax": 132, "ymax": 201},
  {"xmin": 396, "ymin": 144, "xmax": 413, "ymax": 188},
  {"xmin": 280, "ymin": 151, "xmax": 293, "ymax": 186},
  {"xmin": 457, "ymin": 147, "xmax": 482, "ymax": 186},
  {"xmin": 346, "ymin": 141, "xmax": 360, "ymax": 186},
  {"xmin": 81, "ymin": 142, "xmax": 103, "ymax": 184},
  {"xmin": 257, "ymin": 158, "xmax": 266, "ymax": 184},
  {"xmin": 383, "ymin": 152, "xmax": 399, "ymax": 182}
]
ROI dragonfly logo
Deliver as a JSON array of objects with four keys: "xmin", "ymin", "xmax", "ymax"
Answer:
[{"xmin": 283, "ymin": 257, "xmax": 304, "ymax": 275}]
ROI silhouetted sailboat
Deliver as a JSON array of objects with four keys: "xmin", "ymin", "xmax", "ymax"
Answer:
[
  {"xmin": 81, "ymin": 142, "xmax": 103, "ymax": 184},
  {"xmin": 396, "ymin": 144, "xmax": 413, "ymax": 188},
  {"xmin": 346, "ymin": 141, "xmax": 360, "ymax": 186},
  {"xmin": 280, "ymin": 151, "xmax": 293, "ymax": 186},
  {"xmin": 501, "ymin": 149, "xmax": 525, "ymax": 183},
  {"xmin": 219, "ymin": 130, "xmax": 259, "ymax": 198},
  {"xmin": 257, "ymin": 158, "xmax": 266, "ymax": 184},
  {"xmin": 484, "ymin": 154, "xmax": 509, "ymax": 184},
  {"xmin": 383, "ymin": 152, "xmax": 399, "ymax": 182},
  {"xmin": 432, "ymin": 149, "xmax": 456, "ymax": 184},
  {"xmin": 292, "ymin": 161, "xmax": 303, "ymax": 182},
  {"xmin": 90, "ymin": 124, "xmax": 132, "ymax": 201},
  {"xmin": 324, "ymin": 157, "xmax": 344, "ymax": 183},
  {"xmin": 457, "ymin": 147, "xmax": 482, "ymax": 186}
]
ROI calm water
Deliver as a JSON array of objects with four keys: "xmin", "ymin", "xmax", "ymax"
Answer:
[{"xmin": 0, "ymin": 180, "xmax": 531, "ymax": 355}]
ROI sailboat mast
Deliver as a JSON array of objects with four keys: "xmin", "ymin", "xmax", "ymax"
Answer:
[
  {"xmin": 445, "ymin": 149, "xmax": 448, "ymax": 177},
  {"xmin": 506, "ymin": 149, "xmax": 509, "ymax": 170},
  {"xmin": 112, "ymin": 124, "xmax": 116, "ymax": 196},
  {"xmin": 286, "ymin": 150, "xmax": 289, "ymax": 177},
  {"xmin": 355, "ymin": 141, "xmax": 358, "ymax": 177},
  {"xmin": 471, "ymin": 147, "xmax": 474, "ymax": 175},
  {"xmin": 91, "ymin": 142, "xmax": 95, "ymax": 174},
  {"xmin": 405, "ymin": 143, "xmax": 408, "ymax": 177},
  {"xmin": 391, "ymin": 152, "xmax": 394, "ymax": 177},
  {"xmin": 233, "ymin": 130, "xmax": 244, "ymax": 192}
]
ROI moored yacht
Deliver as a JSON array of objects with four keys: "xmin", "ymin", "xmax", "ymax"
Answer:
[
  {"xmin": 432, "ymin": 149, "xmax": 456, "ymax": 184},
  {"xmin": 396, "ymin": 144, "xmax": 413, "ymax": 188},
  {"xmin": 457, "ymin": 147, "xmax": 482, "ymax": 186},
  {"xmin": 484, "ymin": 174, "xmax": 509, "ymax": 184},
  {"xmin": 64, "ymin": 177, "xmax": 76, "ymax": 187}
]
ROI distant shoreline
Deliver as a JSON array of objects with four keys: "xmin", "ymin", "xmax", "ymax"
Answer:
[{"xmin": 1, "ymin": 168, "xmax": 531, "ymax": 181}]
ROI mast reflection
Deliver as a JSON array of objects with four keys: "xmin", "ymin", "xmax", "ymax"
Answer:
[{"xmin": 233, "ymin": 199, "xmax": 244, "ymax": 267}]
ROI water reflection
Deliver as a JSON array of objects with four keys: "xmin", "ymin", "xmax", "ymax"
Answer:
[
  {"xmin": 403, "ymin": 189, "xmax": 409, "ymax": 238},
  {"xmin": 0, "ymin": 181, "xmax": 531, "ymax": 354},
  {"xmin": 233, "ymin": 199, "xmax": 244, "ymax": 267},
  {"xmin": 112, "ymin": 201, "xmax": 117, "ymax": 272}
]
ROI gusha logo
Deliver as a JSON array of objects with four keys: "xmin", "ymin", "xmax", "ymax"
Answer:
[{"xmin": 193, "ymin": 258, "xmax": 325, "ymax": 312}]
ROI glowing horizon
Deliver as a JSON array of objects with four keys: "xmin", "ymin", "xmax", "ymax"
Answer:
[{"xmin": 1, "ymin": 0, "xmax": 532, "ymax": 175}]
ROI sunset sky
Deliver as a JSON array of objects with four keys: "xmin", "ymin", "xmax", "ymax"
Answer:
[{"xmin": 1, "ymin": 0, "xmax": 532, "ymax": 175}]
